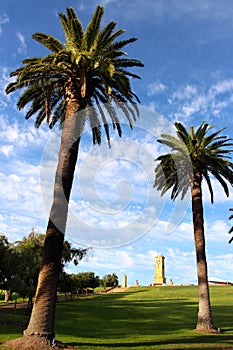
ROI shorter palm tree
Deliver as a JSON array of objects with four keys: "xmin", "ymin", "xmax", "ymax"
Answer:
[{"xmin": 154, "ymin": 121, "xmax": 233, "ymax": 332}]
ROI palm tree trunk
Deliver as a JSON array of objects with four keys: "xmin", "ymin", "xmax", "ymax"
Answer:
[
  {"xmin": 191, "ymin": 174, "xmax": 216, "ymax": 332},
  {"xmin": 24, "ymin": 98, "xmax": 83, "ymax": 341}
]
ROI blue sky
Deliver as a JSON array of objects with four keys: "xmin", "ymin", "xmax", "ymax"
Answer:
[{"xmin": 1, "ymin": 0, "xmax": 233, "ymax": 286}]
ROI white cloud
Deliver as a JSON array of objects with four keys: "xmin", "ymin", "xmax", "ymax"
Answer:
[
  {"xmin": 172, "ymin": 89, "xmax": 210, "ymax": 120},
  {"xmin": 0, "ymin": 164, "xmax": 47, "ymax": 241},
  {"xmin": 16, "ymin": 32, "xmax": 27, "ymax": 55},
  {"xmin": 169, "ymin": 79, "xmax": 233, "ymax": 121},
  {"xmin": 147, "ymin": 80, "xmax": 167, "ymax": 96},
  {"xmin": 72, "ymin": 246, "xmax": 159, "ymax": 286},
  {"xmin": 74, "ymin": 1, "xmax": 117, "ymax": 13},
  {"xmin": 152, "ymin": 218, "xmax": 193, "ymax": 242},
  {"xmin": 172, "ymin": 85, "xmax": 198, "ymax": 101},
  {"xmin": 116, "ymin": 0, "xmax": 233, "ymax": 28},
  {"xmin": 0, "ymin": 145, "xmax": 13, "ymax": 157},
  {"xmin": 0, "ymin": 13, "xmax": 9, "ymax": 34},
  {"xmin": 0, "ymin": 68, "xmax": 13, "ymax": 109},
  {"xmin": 0, "ymin": 116, "xmax": 52, "ymax": 240},
  {"xmin": 101, "ymin": 0, "xmax": 117, "ymax": 5},
  {"xmin": 210, "ymin": 79, "xmax": 233, "ymax": 95},
  {"xmin": 205, "ymin": 220, "xmax": 230, "ymax": 242},
  {"xmin": 0, "ymin": 114, "xmax": 48, "ymax": 149},
  {"xmin": 207, "ymin": 253, "xmax": 233, "ymax": 282},
  {"xmin": 0, "ymin": 163, "xmax": 41, "ymax": 205},
  {"xmin": 77, "ymin": 4, "xmax": 86, "ymax": 11}
]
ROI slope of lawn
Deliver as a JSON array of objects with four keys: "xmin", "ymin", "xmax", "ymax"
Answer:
[{"xmin": 0, "ymin": 285, "xmax": 233, "ymax": 349}]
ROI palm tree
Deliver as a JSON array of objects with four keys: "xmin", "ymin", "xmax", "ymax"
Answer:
[
  {"xmin": 6, "ymin": 6, "xmax": 143, "ymax": 343},
  {"xmin": 154, "ymin": 122, "xmax": 233, "ymax": 332}
]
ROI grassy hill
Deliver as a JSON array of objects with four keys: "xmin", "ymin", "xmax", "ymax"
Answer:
[{"xmin": 1, "ymin": 285, "xmax": 233, "ymax": 349}]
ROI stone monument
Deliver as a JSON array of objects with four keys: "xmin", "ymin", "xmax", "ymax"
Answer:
[
  {"xmin": 122, "ymin": 274, "xmax": 127, "ymax": 288},
  {"xmin": 154, "ymin": 255, "xmax": 166, "ymax": 285}
]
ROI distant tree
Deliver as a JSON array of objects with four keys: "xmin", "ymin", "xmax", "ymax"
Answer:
[
  {"xmin": 72, "ymin": 272, "xmax": 100, "ymax": 292},
  {"xmin": 0, "ymin": 231, "xmax": 87, "ymax": 307},
  {"xmin": 101, "ymin": 273, "xmax": 118, "ymax": 287},
  {"xmin": 0, "ymin": 235, "xmax": 9, "ymax": 286},
  {"xmin": 13, "ymin": 230, "xmax": 44, "ymax": 309},
  {"xmin": 154, "ymin": 122, "xmax": 233, "ymax": 332},
  {"xmin": 58, "ymin": 272, "xmax": 76, "ymax": 294},
  {"xmin": 0, "ymin": 235, "xmax": 20, "ymax": 302}
]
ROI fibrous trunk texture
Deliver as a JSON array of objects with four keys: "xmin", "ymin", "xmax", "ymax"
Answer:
[
  {"xmin": 191, "ymin": 175, "xmax": 216, "ymax": 332},
  {"xmin": 24, "ymin": 99, "xmax": 83, "ymax": 341}
]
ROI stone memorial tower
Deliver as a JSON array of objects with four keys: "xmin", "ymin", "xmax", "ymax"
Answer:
[
  {"xmin": 154, "ymin": 255, "xmax": 166, "ymax": 285},
  {"xmin": 122, "ymin": 274, "xmax": 127, "ymax": 288}
]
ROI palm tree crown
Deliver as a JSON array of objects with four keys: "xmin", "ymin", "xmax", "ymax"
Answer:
[
  {"xmin": 154, "ymin": 122, "xmax": 233, "ymax": 202},
  {"xmin": 6, "ymin": 6, "xmax": 143, "ymax": 145}
]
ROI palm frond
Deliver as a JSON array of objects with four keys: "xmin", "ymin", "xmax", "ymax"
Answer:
[
  {"xmin": 84, "ymin": 6, "xmax": 104, "ymax": 50},
  {"xmin": 96, "ymin": 21, "xmax": 116, "ymax": 48},
  {"xmin": 203, "ymin": 127, "xmax": 227, "ymax": 147},
  {"xmin": 195, "ymin": 122, "xmax": 211, "ymax": 140},
  {"xmin": 35, "ymin": 109, "xmax": 46, "ymax": 128},
  {"xmin": 32, "ymin": 33, "xmax": 64, "ymax": 53},
  {"xmin": 113, "ymin": 58, "xmax": 144, "ymax": 68},
  {"xmin": 202, "ymin": 171, "xmax": 214, "ymax": 203},
  {"xmin": 95, "ymin": 103, "xmax": 111, "ymax": 148},
  {"xmin": 66, "ymin": 7, "xmax": 84, "ymax": 44},
  {"xmin": 88, "ymin": 103, "xmax": 102, "ymax": 145},
  {"xmin": 175, "ymin": 122, "xmax": 189, "ymax": 142},
  {"xmin": 158, "ymin": 134, "xmax": 189, "ymax": 155}
]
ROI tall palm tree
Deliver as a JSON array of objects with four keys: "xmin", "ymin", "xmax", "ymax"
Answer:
[
  {"xmin": 154, "ymin": 122, "xmax": 233, "ymax": 332},
  {"xmin": 6, "ymin": 6, "xmax": 143, "ymax": 342}
]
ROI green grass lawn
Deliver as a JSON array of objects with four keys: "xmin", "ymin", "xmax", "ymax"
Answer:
[{"xmin": 0, "ymin": 285, "xmax": 233, "ymax": 349}]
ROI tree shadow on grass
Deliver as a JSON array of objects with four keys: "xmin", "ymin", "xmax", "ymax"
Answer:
[
  {"xmin": 55, "ymin": 294, "xmax": 233, "ymax": 349},
  {"xmin": 68, "ymin": 332, "xmax": 233, "ymax": 349},
  {"xmin": 56, "ymin": 297, "xmax": 199, "ymax": 338},
  {"xmin": 0, "ymin": 307, "xmax": 27, "ymax": 337}
]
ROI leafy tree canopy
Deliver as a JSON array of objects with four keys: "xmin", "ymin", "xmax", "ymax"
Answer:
[{"xmin": 0, "ymin": 230, "xmax": 88, "ymax": 300}]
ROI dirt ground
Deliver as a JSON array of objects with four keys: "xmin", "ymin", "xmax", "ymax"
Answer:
[{"xmin": 4, "ymin": 337, "xmax": 75, "ymax": 350}]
